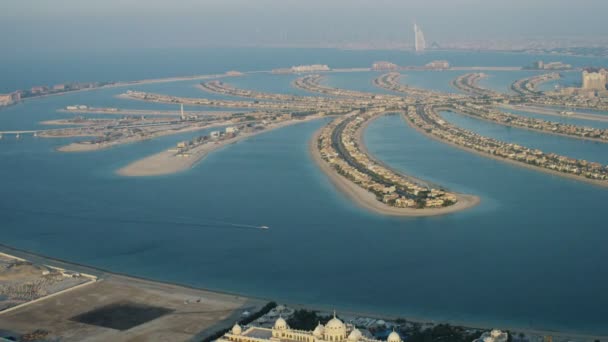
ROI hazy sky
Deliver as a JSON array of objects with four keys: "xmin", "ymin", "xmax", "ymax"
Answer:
[{"xmin": 2, "ymin": 0, "xmax": 607, "ymax": 51}]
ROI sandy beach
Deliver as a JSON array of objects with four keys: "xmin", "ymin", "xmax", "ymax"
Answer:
[
  {"xmin": 117, "ymin": 115, "xmax": 325, "ymax": 177},
  {"xmin": 402, "ymin": 112, "xmax": 608, "ymax": 189},
  {"xmin": 309, "ymin": 117, "xmax": 480, "ymax": 217}
]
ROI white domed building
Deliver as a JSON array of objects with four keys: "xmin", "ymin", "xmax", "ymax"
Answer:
[
  {"xmin": 217, "ymin": 313, "xmax": 399, "ymax": 342},
  {"xmin": 232, "ymin": 323, "xmax": 243, "ymax": 336},
  {"xmin": 386, "ymin": 331, "xmax": 401, "ymax": 342},
  {"xmin": 323, "ymin": 316, "xmax": 347, "ymax": 341}
]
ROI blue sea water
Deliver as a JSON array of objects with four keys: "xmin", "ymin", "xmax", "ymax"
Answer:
[
  {"xmin": 440, "ymin": 111, "xmax": 608, "ymax": 164},
  {"xmin": 1, "ymin": 48, "xmax": 608, "ymax": 335}
]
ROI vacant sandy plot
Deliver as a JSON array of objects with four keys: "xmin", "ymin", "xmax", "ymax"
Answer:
[{"xmin": 0, "ymin": 274, "xmax": 264, "ymax": 342}]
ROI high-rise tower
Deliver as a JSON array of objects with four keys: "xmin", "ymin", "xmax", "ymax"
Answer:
[{"xmin": 414, "ymin": 23, "xmax": 426, "ymax": 52}]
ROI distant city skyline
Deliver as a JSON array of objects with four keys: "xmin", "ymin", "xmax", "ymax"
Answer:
[{"xmin": 2, "ymin": 0, "xmax": 608, "ymax": 52}]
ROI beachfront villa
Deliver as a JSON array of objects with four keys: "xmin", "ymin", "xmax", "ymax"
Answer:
[{"xmin": 218, "ymin": 314, "xmax": 401, "ymax": 342}]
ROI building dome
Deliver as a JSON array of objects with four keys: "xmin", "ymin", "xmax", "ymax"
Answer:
[
  {"xmin": 387, "ymin": 331, "xmax": 401, "ymax": 342},
  {"xmin": 348, "ymin": 328, "xmax": 362, "ymax": 341},
  {"xmin": 274, "ymin": 317, "xmax": 288, "ymax": 330},
  {"xmin": 325, "ymin": 317, "xmax": 346, "ymax": 332},
  {"xmin": 231, "ymin": 323, "xmax": 242, "ymax": 335},
  {"xmin": 324, "ymin": 316, "xmax": 346, "ymax": 341},
  {"xmin": 231, "ymin": 323, "xmax": 243, "ymax": 335},
  {"xmin": 313, "ymin": 323, "xmax": 325, "ymax": 337}
]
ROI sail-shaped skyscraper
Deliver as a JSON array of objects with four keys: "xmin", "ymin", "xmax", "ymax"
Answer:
[{"xmin": 414, "ymin": 23, "xmax": 426, "ymax": 52}]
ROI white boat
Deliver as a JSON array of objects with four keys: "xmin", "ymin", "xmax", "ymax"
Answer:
[{"xmin": 259, "ymin": 225, "xmax": 270, "ymax": 230}]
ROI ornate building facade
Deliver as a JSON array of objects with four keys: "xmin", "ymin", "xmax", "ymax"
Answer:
[{"xmin": 218, "ymin": 315, "xmax": 402, "ymax": 342}]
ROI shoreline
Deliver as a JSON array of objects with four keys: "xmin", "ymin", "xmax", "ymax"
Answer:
[
  {"xmin": 117, "ymin": 115, "xmax": 325, "ymax": 177},
  {"xmin": 0, "ymin": 243, "xmax": 255, "ymax": 303},
  {"xmin": 309, "ymin": 115, "xmax": 480, "ymax": 217},
  {"xmin": 402, "ymin": 112, "xmax": 608, "ymax": 189},
  {"xmin": 4, "ymin": 73, "xmax": 232, "ymax": 105},
  {"xmin": 0, "ymin": 244, "xmax": 264, "ymax": 341},
  {"xmin": 2, "ymin": 239, "xmax": 607, "ymax": 340}
]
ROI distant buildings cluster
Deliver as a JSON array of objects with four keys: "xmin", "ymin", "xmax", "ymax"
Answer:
[
  {"xmin": 372, "ymin": 61, "xmax": 399, "ymax": 71},
  {"xmin": 371, "ymin": 60, "xmax": 449, "ymax": 72},
  {"xmin": 582, "ymin": 68, "xmax": 608, "ymax": 91},
  {"xmin": 424, "ymin": 60, "xmax": 450, "ymax": 70},
  {"xmin": 1, "ymin": 82, "xmax": 115, "ymax": 108},
  {"xmin": 272, "ymin": 64, "xmax": 331, "ymax": 74},
  {"xmin": 550, "ymin": 68, "xmax": 608, "ymax": 99},
  {"xmin": 529, "ymin": 60, "xmax": 572, "ymax": 70},
  {"xmin": 0, "ymin": 92, "xmax": 20, "ymax": 107}
]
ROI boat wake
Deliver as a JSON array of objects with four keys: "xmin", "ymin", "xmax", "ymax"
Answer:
[{"xmin": 1, "ymin": 207, "xmax": 270, "ymax": 231}]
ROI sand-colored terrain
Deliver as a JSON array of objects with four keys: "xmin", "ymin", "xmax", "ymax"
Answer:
[
  {"xmin": 1, "ymin": 272, "xmax": 261, "ymax": 342},
  {"xmin": 0, "ymin": 248, "xmax": 264, "ymax": 342},
  {"xmin": 0, "ymin": 253, "xmax": 96, "ymax": 313}
]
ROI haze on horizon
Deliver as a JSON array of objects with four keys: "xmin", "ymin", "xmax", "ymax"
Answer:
[{"xmin": 2, "ymin": 0, "xmax": 608, "ymax": 52}]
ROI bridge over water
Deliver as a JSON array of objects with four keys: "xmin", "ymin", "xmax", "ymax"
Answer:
[{"xmin": 0, "ymin": 131, "xmax": 38, "ymax": 134}]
